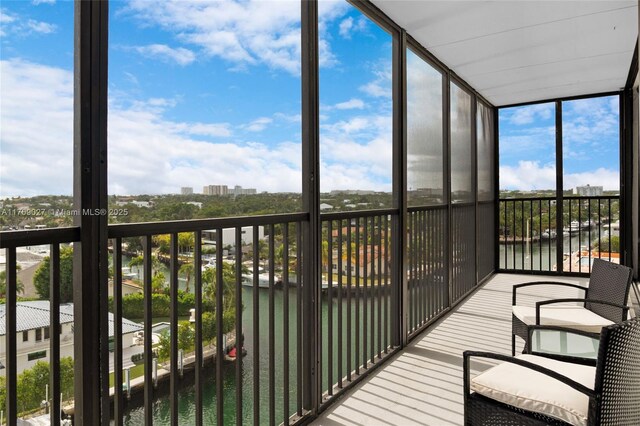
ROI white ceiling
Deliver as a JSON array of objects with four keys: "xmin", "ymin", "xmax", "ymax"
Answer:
[{"xmin": 371, "ymin": 0, "xmax": 638, "ymax": 106}]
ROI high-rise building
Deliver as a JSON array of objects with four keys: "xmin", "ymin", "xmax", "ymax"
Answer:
[
  {"xmin": 573, "ymin": 185, "xmax": 603, "ymax": 196},
  {"xmin": 229, "ymin": 185, "xmax": 257, "ymax": 195},
  {"xmin": 203, "ymin": 185, "xmax": 228, "ymax": 196},
  {"xmin": 181, "ymin": 187, "xmax": 193, "ymax": 195}
]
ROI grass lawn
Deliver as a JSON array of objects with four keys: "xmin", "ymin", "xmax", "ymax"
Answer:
[{"xmin": 109, "ymin": 363, "xmax": 145, "ymax": 388}]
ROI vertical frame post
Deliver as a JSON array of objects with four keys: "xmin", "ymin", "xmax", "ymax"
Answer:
[
  {"xmin": 493, "ymin": 106, "xmax": 500, "ymax": 272},
  {"xmin": 620, "ymin": 91, "xmax": 632, "ymax": 268},
  {"xmin": 444, "ymin": 72, "xmax": 452, "ymax": 308},
  {"xmin": 555, "ymin": 101, "xmax": 564, "ymax": 274},
  {"xmin": 471, "ymin": 95, "xmax": 478, "ymax": 285},
  {"xmin": 301, "ymin": 0, "xmax": 320, "ymax": 412},
  {"xmin": 73, "ymin": 1, "xmax": 109, "ymax": 424},
  {"xmin": 392, "ymin": 29, "xmax": 407, "ymax": 346}
]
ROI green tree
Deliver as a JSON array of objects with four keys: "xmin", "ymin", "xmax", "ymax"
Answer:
[
  {"xmin": 594, "ymin": 235, "xmax": 620, "ymax": 253},
  {"xmin": 179, "ymin": 263, "xmax": 194, "ymax": 293},
  {"xmin": 178, "ymin": 321, "xmax": 195, "ymax": 352},
  {"xmin": 33, "ymin": 246, "xmax": 74, "ymax": 302},
  {"xmin": 152, "ymin": 234, "xmax": 171, "ymax": 255},
  {"xmin": 157, "ymin": 330, "xmax": 171, "ymax": 361},
  {"xmin": 202, "ymin": 263, "xmax": 238, "ymax": 311},
  {"xmin": 178, "ymin": 232, "xmax": 195, "ymax": 254},
  {"xmin": 128, "ymin": 255, "xmax": 144, "ymax": 276},
  {"xmin": 0, "ymin": 264, "xmax": 24, "ymax": 298},
  {"xmin": 202, "ymin": 311, "xmax": 216, "ymax": 343},
  {"xmin": 13, "ymin": 357, "xmax": 74, "ymax": 414},
  {"xmin": 156, "ymin": 321, "xmax": 195, "ymax": 361},
  {"xmin": 152, "ymin": 272, "xmax": 167, "ymax": 294}
]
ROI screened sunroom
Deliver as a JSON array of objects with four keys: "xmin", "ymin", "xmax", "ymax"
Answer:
[{"xmin": 0, "ymin": 1, "xmax": 638, "ymax": 425}]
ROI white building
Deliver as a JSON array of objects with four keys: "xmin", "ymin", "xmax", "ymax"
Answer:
[
  {"xmin": 229, "ymin": 186, "xmax": 257, "ymax": 195},
  {"xmin": 115, "ymin": 200, "xmax": 153, "ymax": 208},
  {"xmin": 202, "ymin": 226, "xmax": 265, "ymax": 248},
  {"xmin": 574, "ymin": 185, "xmax": 603, "ymax": 196},
  {"xmin": 320, "ymin": 203, "xmax": 334, "ymax": 211},
  {"xmin": 0, "ymin": 301, "xmax": 143, "ymax": 375},
  {"xmin": 186, "ymin": 201, "xmax": 203, "ymax": 209},
  {"xmin": 203, "ymin": 185, "xmax": 228, "ymax": 196},
  {"xmin": 181, "ymin": 187, "xmax": 193, "ymax": 195}
]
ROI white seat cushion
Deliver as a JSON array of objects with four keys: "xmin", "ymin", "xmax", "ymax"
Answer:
[
  {"xmin": 471, "ymin": 354, "xmax": 595, "ymax": 426},
  {"xmin": 513, "ymin": 305, "xmax": 613, "ymax": 333}
]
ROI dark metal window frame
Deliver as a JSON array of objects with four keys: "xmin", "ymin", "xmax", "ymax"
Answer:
[{"xmin": 495, "ymin": 91, "xmax": 627, "ymax": 276}]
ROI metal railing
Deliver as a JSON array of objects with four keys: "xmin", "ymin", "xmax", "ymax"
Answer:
[
  {"xmin": 498, "ymin": 196, "xmax": 620, "ymax": 274},
  {"xmin": 0, "ymin": 203, "xmax": 493, "ymax": 424},
  {"xmin": 407, "ymin": 205, "xmax": 448, "ymax": 335},
  {"xmin": 0, "ymin": 227, "xmax": 80, "ymax": 426},
  {"xmin": 108, "ymin": 213, "xmax": 307, "ymax": 425},
  {"xmin": 319, "ymin": 209, "xmax": 395, "ymax": 400}
]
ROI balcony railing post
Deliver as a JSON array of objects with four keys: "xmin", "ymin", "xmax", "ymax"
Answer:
[
  {"xmin": 392, "ymin": 28, "xmax": 407, "ymax": 346},
  {"xmin": 73, "ymin": 1, "xmax": 109, "ymax": 424},
  {"xmin": 301, "ymin": 0, "xmax": 320, "ymax": 412}
]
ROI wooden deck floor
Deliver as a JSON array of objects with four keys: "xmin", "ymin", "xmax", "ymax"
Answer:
[{"xmin": 312, "ymin": 273, "xmax": 588, "ymax": 426}]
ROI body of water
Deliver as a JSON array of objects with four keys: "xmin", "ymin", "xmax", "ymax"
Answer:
[
  {"xmin": 121, "ymin": 283, "xmax": 390, "ymax": 425},
  {"xmin": 498, "ymin": 227, "xmax": 612, "ymax": 271}
]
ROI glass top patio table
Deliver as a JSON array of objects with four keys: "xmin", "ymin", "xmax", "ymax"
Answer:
[{"xmin": 530, "ymin": 328, "xmax": 600, "ymax": 360}]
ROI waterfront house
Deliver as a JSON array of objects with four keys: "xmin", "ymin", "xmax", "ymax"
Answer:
[{"xmin": 0, "ymin": 302, "xmax": 143, "ymax": 376}]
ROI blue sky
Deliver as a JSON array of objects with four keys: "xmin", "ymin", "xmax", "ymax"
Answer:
[
  {"xmin": 1, "ymin": 1, "xmax": 620, "ymax": 198},
  {"xmin": 0, "ymin": 0, "xmax": 393, "ymax": 197},
  {"xmin": 499, "ymin": 96, "xmax": 620, "ymax": 191}
]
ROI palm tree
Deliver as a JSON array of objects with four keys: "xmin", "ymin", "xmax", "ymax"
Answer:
[
  {"xmin": 179, "ymin": 263, "xmax": 194, "ymax": 293},
  {"xmin": 321, "ymin": 240, "xmax": 329, "ymax": 273}
]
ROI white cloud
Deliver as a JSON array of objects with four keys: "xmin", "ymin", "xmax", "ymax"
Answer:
[
  {"xmin": 273, "ymin": 112, "xmax": 301, "ymax": 123},
  {"xmin": 333, "ymin": 98, "xmax": 365, "ymax": 110},
  {"xmin": 24, "ymin": 19, "xmax": 56, "ymax": 34},
  {"xmin": 129, "ymin": 44, "xmax": 196, "ymax": 66},
  {"xmin": 124, "ymin": 0, "xmax": 295, "ymax": 74},
  {"xmin": 507, "ymin": 103, "xmax": 554, "ymax": 125},
  {"xmin": 121, "ymin": 0, "xmax": 350, "ymax": 75},
  {"xmin": 244, "ymin": 117, "xmax": 273, "ymax": 132},
  {"xmin": 0, "ymin": 11, "xmax": 16, "ymax": 24},
  {"xmin": 500, "ymin": 161, "xmax": 557, "ymax": 191},
  {"xmin": 0, "ymin": 59, "xmax": 302, "ymax": 196},
  {"xmin": 338, "ymin": 16, "xmax": 367, "ymax": 39},
  {"xmin": 359, "ymin": 65, "xmax": 392, "ymax": 98},
  {"xmin": 1, "ymin": 57, "xmax": 395, "ymax": 197},
  {"xmin": 563, "ymin": 168, "xmax": 619, "ymax": 191},
  {"xmin": 0, "ymin": 59, "xmax": 74, "ymax": 196},
  {"xmin": 0, "ymin": 11, "xmax": 57, "ymax": 36},
  {"xmin": 32, "ymin": 0, "xmax": 56, "ymax": 5},
  {"xmin": 320, "ymin": 110, "xmax": 393, "ymax": 192},
  {"xmin": 500, "ymin": 161, "xmax": 619, "ymax": 191}
]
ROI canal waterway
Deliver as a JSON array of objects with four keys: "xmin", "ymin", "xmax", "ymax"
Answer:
[
  {"xmin": 498, "ymin": 227, "xmax": 612, "ymax": 271},
  {"xmin": 121, "ymin": 284, "xmax": 389, "ymax": 425}
]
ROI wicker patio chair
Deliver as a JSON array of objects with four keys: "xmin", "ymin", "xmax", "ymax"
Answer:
[
  {"xmin": 464, "ymin": 317, "xmax": 640, "ymax": 426},
  {"xmin": 511, "ymin": 258, "xmax": 632, "ymax": 356}
]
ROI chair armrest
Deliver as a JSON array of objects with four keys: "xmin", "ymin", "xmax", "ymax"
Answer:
[
  {"xmin": 512, "ymin": 281, "xmax": 587, "ymax": 305},
  {"xmin": 463, "ymin": 350, "xmax": 595, "ymax": 398},
  {"xmin": 535, "ymin": 298, "xmax": 629, "ymax": 324}
]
